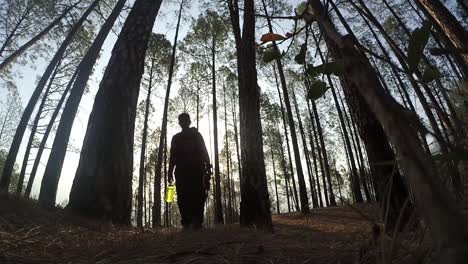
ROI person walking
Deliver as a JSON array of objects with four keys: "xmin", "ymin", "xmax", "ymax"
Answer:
[{"xmin": 168, "ymin": 113, "xmax": 211, "ymax": 230}]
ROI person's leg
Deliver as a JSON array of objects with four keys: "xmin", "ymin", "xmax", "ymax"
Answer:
[
  {"xmin": 191, "ymin": 182, "xmax": 206, "ymax": 229},
  {"xmin": 176, "ymin": 182, "xmax": 191, "ymax": 229}
]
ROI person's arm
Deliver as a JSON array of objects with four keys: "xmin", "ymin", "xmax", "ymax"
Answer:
[{"xmin": 168, "ymin": 136, "xmax": 176, "ymax": 183}]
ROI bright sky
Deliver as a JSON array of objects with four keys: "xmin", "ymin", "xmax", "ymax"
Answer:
[{"xmin": 8, "ymin": 0, "xmax": 308, "ymax": 206}]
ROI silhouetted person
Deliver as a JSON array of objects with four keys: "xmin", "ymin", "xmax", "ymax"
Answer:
[{"xmin": 168, "ymin": 113, "xmax": 211, "ymax": 230}]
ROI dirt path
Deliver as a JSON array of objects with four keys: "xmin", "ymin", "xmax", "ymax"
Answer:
[{"xmin": 1, "ymin": 197, "xmax": 377, "ymax": 264}]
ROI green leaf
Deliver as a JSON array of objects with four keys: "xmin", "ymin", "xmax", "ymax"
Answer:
[
  {"xmin": 307, "ymin": 62, "xmax": 344, "ymax": 78},
  {"xmin": 296, "ymin": 2, "xmax": 306, "ymax": 16},
  {"xmin": 407, "ymin": 21, "xmax": 431, "ymax": 72},
  {"xmin": 421, "ymin": 65, "xmax": 441, "ymax": 83},
  {"xmin": 294, "ymin": 43, "xmax": 307, "ymax": 64},
  {"xmin": 262, "ymin": 48, "xmax": 281, "ymax": 63},
  {"xmin": 307, "ymin": 80, "xmax": 329, "ymax": 101}
]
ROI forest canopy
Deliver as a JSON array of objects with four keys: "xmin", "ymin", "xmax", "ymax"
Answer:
[{"xmin": 0, "ymin": 0, "xmax": 468, "ymax": 262}]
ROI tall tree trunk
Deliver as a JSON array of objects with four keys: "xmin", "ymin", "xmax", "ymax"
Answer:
[
  {"xmin": 224, "ymin": 84, "xmax": 233, "ymax": 224},
  {"xmin": 414, "ymin": 0, "xmax": 468, "ymax": 79},
  {"xmin": 310, "ymin": 98, "xmax": 338, "ymax": 206},
  {"xmin": 38, "ymin": 0, "xmax": 126, "ymax": 207},
  {"xmin": 196, "ymin": 81, "xmax": 200, "ymax": 129},
  {"xmin": 137, "ymin": 60, "xmax": 154, "ymax": 227},
  {"xmin": 261, "ymin": 0, "xmax": 309, "ymax": 214},
  {"xmin": 231, "ymin": 93, "xmax": 242, "ymax": 185},
  {"xmin": 327, "ymin": 0, "xmax": 414, "ymax": 230},
  {"xmin": 308, "ymin": 0, "xmax": 468, "ymax": 260},
  {"xmin": 273, "ymin": 65, "xmax": 300, "ymax": 211},
  {"xmin": 0, "ymin": 1, "xmax": 81, "ymax": 71},
  {"xmin": 310, "ymin": 34, "xmax": 363, "ymax": 204},
  {"xmin": 212, "ymin": 35, "xmax": 224, "ymax": 225},
  {"xmin": 308, "ymin": 100, "xmax": 328, "ymax": 206},
  {"xmin": 291, "ymin": 87, "xmax": 318, "ymax": 208},
  {"xmin": 353, "ymin": 0, "xmax": 463, "ymax": 198},
  {"xmin": 238, "ymin": 0, "xmax": 272, "ymax": 230},
  {"xmin": 271, "ymin": 146, "xmax": 280, "ymax": 214},
  {"xmin": 17, "ymin": 64, "xmax": 60, "ymax": 195},
  {"xmin": 305, "ymin": 102, "xmax": 324, "ymax": 208},
  {"xmin": 153, "ymin": 0, "xmax": 183, "ymax": 228},
  {"xmin": 25, "ymin": 72, "xmax": 78, "ymax": 198},
  {"xmin": 0, "ymin": 0, "xmax": 98, "ymax": 191},
  {"xmin": 276, "ymin": 121, "xmax": 292, "ymax": 212},
  {"xmin": 67, "ymin": 0, "xmax": 162, "ymax": 224},
  {"xmin": 0, "ymin": 2, "xmax": 31, "ymax": 58}
]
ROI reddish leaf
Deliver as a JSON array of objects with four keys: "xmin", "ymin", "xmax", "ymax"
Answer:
[{"xmin": 260, "ymin": 33, "xmax": 285, "ymax": 42}]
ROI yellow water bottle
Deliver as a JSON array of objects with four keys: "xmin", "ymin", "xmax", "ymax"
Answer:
[{"xmin": 165, "ymin": 184, "xmax": 175, "ymax": 203}]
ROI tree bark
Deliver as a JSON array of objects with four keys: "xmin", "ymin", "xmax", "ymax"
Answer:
[
  {"xmin": 17, "ymin": 64, "xmax": 60, "ymax": 195},
  {"xmin": 310, "ymin": 98, "xmax": 337, "ymax": 205},
  {"xmin": 137, "ymin": 60, "xmax": 154, "ymax": 227},
  {"xmin": 308, "ymin": 0, "xmax": 468, "ymax": 260},
  {"xmin": 238, "ymin": 0, "xmax": 273, "ymax": 230},
  {"xmin": 212, "ymin": 33, "xmax": 224, "ymax": 225},
  {"xmin": 67, "ymin": 0, "xmax": 162, "ymax": 224},
  {"xmin": 415, "ymin": 0, "xmax": 468, "ymax": 79},
  {"xmin": 39, "ymin": 0, "xmax": 126, "ymax": 207},
  {"xmin": 153, "ymin": 0, "xmax": 183, "ymax": 228},
  {"xmin": 25, "ymin": 72, "xmax": 78, "ymax": 198},
  {"xmin": 273, "ymin": 66, "xmax": 300, "ymax": 211},
  {"xmin": 291, "ymin": 87, "xmax": 318, "ymax": 208},
  {"xmin": 0, "ymin": 0, "xmax": 97, "ymax": 191},
  {"xmin": 261, "ymin": 0, "xmax": 309, "ymax": 214}
]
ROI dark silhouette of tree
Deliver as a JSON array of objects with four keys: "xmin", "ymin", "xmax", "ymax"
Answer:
[
  {"xmin": 38, "ymin": 0, "xmax": 127, "ymax": 207},
  {"xmin": 67, "ymin": 0, "xmax": 163, "ymax": 223}
]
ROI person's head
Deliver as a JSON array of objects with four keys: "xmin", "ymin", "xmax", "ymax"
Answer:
[{"xmin": 178, "ymin": 113, "xmax": 191, "ymax": 130}]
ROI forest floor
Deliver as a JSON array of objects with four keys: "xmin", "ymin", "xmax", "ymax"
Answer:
[{"xmin": 0, "ymin": 194, "xmax": 430, "ymax": 264}]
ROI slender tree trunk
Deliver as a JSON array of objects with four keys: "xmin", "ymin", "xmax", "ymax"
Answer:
[
  {"xmin": 153, "ymin": 0, "xmax": 183, "ymax": 228},
  {"xmin": 291, "ymin": 88, "xmax": 318, "ymax": 208},
  {"xmin": 196, "ymin": 81, "xmax": 200, "ymax": 129},
  {"xmin": 137, "ymin": 61, "xmax": 154, "ymax": 227},
  {"xmin": 262, "ymin": 0, "xmax": 309, "ymax": 214},
  {"xmin": 0, "ymin": 1, "xmax": 81, "ymax": 71},
  {"xmin": 38, "ymin": 0, "xmax": 126, "ymax": 207},
  {"xmin": 163, "ymin": 135, "xmax": 168, "ymax": 227},
  {"xmin": 354, "ymin": 0, "xmax": 463, "ymax": 197},
  {"xmin": 273, "ymin": 66, "xmax": 300, "ymax": 211},
  {"xmin": 276, "ymin": 121, "xmax": 292, "ymax": 212},
  {"xmin": 305, "ymin": 103, "xmax": 323, "ymax": 208},
  {"xmin": 212, "ymin": 35, "xmax": 224, "ymax": 225},
  {"xmin": 414, "ymin": 0, "xmax": 468, "ymax": 79},
  {"xmin": 308, "ymin": 100, "xmax": 328, "ymax": 206},
  {"xmin": 0, "ymin": 3, "xmax": 30, "ymax": 58},
  {"xmin": 271, "ymin": 147, "xmax": 280, "ymax": 214},
  {"xmin": 67, "ymin": 0, "xmax": 162, "ymax": 223},
  {"xmin": 327, "ymin": 1, "xmax": 414, "ymax": 230},
  {"xmin": 16, "ymin": 64, "xmax": 60, "ymax": 195},
  {"xmin": 310, "ymin": 35, "xmax": 363, "ymax": 204},
  {"xmin": 310, "ymin": 98, "xmax": 337, "ymax": 206},
  {"xmin": 308, "ymin": 0, "xmax": 468, "ymax": 260},
  {"xmin": 25, "ymin": 72, "xmax": 78, "ymax": 198},
  {"xmin": 231, "ymin": 93, "xmax": 242, "ymax": 185},
  {"xmin": 224, "ymin": 84, "xmax": 233, "ymax": 224},
  {"xmin": 0, "ymin": 0, "xmax": 97, "ymax": 191}
]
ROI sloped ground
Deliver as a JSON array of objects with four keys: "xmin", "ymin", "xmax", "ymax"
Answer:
[{"xmin": 0, "ymin": 194, "xmax": 427, "ymax": 264}]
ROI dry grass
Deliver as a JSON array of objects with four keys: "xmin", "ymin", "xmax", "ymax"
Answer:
[{"xmin": 0, "ymin": 194, "xmax": 431, "ymax": 264}]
